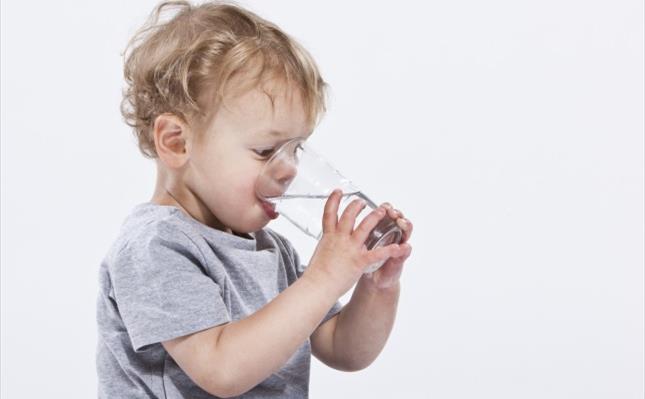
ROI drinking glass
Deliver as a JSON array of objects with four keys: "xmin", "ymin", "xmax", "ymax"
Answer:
[{"xmin": 255, "ymin": 138, "xmax": 402, "ymax": 273}]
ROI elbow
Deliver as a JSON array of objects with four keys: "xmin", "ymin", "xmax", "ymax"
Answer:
[
  {"xmin": 200, "ymin": 377, "xmax": 232, "ymax": 398},
  {"xmin": 199, "ymin": 368, "xmax": 244, "ymax": 398},
  {"xmin": 202, "ymin": 367, "xmax": 256, "ymax": 398},
  {"xmin": 333, "ymin": 356, "xmax": 374, "ymax": 372},
  {"xmin": 343, "ymin": 361, "xmax": 372, "ymax": 372},
  {"xmin": 210, "ymin": 388, "xmax": 243, "ymax": 399},
  {"xmin": 205, "ymin": 388, "xmax": 235, "ymax": 399},
  {"xmin": 203, "ymin": 379, "xmax": 242, "ymax": 398}
]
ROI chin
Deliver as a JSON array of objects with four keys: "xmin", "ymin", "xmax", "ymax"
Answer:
[{"xmin": 230, "ymin": 210, "xmax": 273, "ymax": 234}]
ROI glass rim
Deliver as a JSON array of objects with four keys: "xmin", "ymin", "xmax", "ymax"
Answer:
[{"xmin": 256, "ymin": 137, "xmax": 307, "ymax": 201}]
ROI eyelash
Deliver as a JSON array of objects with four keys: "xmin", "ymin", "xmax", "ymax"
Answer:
[
  {"xmin": 253, "ymin": 148, "xmax": 275, "ymax": 158},
  {"xmin": 253, "ymin": 143, "xmax": 304, "ymax": 159}
]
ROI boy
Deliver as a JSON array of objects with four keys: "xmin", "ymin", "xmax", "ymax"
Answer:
[{"xmin": 96, "ymin": 1, "xmax": 413, "ymax": 398}]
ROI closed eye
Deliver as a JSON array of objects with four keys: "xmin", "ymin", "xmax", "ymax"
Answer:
[
  {"xmin": 253, "ymin": 141, "xmax": 304, "ymax": 159},
  {"xmin": 253, "ymin": 148, "xmax": 275, "ymax": 158}
]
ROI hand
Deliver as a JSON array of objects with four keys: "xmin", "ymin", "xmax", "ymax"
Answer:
[
  {"xmin": 302, "ymin": 189, "xmax": 408, "ymax": 298},
  {"xmin": 362, "ymin": 202, "xmax": 414, "ymax": 290}
]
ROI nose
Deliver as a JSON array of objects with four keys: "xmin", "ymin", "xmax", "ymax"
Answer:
[
  {"xmin": 274, "ymin": 160, "xmax": 297, "ymax": 187},
  {"xmin": 256, "ymin": 156, "xmax": 299, "ymax": 199},
  {"xmin": 256, "ymin": 139, "xmax": 304, "ymax": 199}
]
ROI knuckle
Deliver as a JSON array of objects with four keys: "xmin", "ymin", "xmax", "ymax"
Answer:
[{"xmin": 370, "ymin": 211, "xmax": 384, "ymax": 224}]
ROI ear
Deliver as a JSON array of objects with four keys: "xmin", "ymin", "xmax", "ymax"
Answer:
[{"xmin": 153, "ymin": 113, "xmax": 192, "ymax": 169}]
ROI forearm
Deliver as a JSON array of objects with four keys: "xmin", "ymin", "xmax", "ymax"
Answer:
[
  {"xmin": 214, "ymin": 271, "xmax": 339, "ymax": 395},
  {"xmin": 332, "ymin": 275, "xmax": 400, "ymax": 371}
]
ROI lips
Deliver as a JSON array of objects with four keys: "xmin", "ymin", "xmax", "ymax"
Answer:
[{"xmin": 259, "ymin": 199, "xmax": 279, "ymax": 219}]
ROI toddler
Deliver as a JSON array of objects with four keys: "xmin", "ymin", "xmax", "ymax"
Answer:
[{"xmin": 96, "ymin": 1, "xmax": 413, "ymax": 398}]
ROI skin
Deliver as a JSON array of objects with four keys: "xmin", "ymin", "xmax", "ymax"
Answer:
[
  {"xmin": 150, "ymin": 76, "xmax": 312, "ymax": 235},
  {"xmin": 152, "ymin": 72, "xmax": 414, "ymax": 396}
]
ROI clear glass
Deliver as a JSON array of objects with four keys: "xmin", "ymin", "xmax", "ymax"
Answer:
[{"xmin": 255, "ymin": 138, "xmax": 403, "ymax": 273}]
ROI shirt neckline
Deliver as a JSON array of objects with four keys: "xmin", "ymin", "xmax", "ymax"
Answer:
[{"xmin": 135, "ymin": 202, "xmax": 258, "ymax": 251}]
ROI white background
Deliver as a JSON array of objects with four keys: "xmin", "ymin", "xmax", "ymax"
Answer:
[{"xmin": 2, "ymin": 0, "xmax": 643, "ymax": 397}]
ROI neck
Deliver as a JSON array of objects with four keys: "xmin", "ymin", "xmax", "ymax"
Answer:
[{"xmin": 150, "ymin": 162, "xmax": 234, "ymax": 235}]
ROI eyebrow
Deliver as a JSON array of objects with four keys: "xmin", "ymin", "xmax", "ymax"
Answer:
[
  {"xmin": 260, "ymin": 129, "xmax": 310, "ymax": 141},
  {"xmin": 264, "ymin": 129, "xmax": 286, "ymax": 137}
]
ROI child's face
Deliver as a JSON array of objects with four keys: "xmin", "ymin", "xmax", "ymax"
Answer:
[{"xmin": 185, "ymin": 78, "xmax": 312, "ymax": 234}]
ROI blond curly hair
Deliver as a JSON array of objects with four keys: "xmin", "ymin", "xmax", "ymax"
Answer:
[{"xmin": 121, "ymin": 0, "xmax": 328, "ymax": 158}]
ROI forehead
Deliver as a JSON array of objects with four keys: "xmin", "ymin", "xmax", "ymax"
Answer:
[{"xmin": 217, "ymin": 77, "xmax": 311, "ymax": 141}]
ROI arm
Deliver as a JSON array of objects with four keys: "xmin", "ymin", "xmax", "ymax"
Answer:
[
  {"xmin": 164, "ymin": 192, "xmax": 410, "ymax": 397},
  {"xmin": 311, "ymin": 276, "xmax": 400, "ymax": 371},
  {"xmin": 311, "ymin": 202, "xmax": 412, "ymax": 372},
  {"xmin": 162, "ymin": 270, "xmax": 339, "ymax": 398}
]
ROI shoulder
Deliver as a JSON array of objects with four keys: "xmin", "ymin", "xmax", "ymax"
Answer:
[{"xmin": 107, "ymin": 204, "xmax": 206, "ymax": 268}]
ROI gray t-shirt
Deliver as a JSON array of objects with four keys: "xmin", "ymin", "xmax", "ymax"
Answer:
[{"xmin": 96, "ymin": 202, "xmax": 343, "ymax": 398}]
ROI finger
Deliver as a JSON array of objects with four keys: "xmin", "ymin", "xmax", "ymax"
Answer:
[
  {"xmin": 365, "ymin": 243, "xmax": 404, "ymax": 265},
  {"xmin": 397, "ymin": 218, "xmax": 413, "ymax": 243},
  {"xmin": 322, "ymin": 189, "xmax": 342, "ymax": 233},
  {"xmin": 380, "ymin": 202, "xmax": 402, "ymax": 220},
  {"xmin": 374, "ymin": 243, "xmax": 412, "ymax": 271},
  {"xmin": 353, "ymin": 205, "xmax": 387, "ymax": 244},
  {"xmin": 405, "ymin": 242, "xmax": 413, "ymax": 256},
  {"xmin": 397, "ymin": 242, "xmax": 413, "ymax": 258},
  {"xmin": 337, "ymin": 198, "xmax": 367, "ymax": 234}
]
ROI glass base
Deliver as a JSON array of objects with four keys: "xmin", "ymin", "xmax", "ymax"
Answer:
[{"xmin": 363, "ymin": 216, "xmax": 403, "ymax": 274}]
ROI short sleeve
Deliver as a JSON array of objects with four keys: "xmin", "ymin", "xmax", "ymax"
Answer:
[
  {"xmin": 271, "ymin": 230, "xmax": 344, "ymax": 327},
  {"xmin": 110, "ymin": 222, "xmax": 231, "ymax": 352}
]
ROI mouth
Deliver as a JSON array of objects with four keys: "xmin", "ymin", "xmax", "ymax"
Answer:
[{"xmin": 259, "ymin": 199, "xmax": 279, "ymax": 220}]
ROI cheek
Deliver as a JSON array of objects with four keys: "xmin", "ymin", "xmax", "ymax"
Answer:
[
  {"xmin": 223, "ymin": 167, "xmax": 261, "ymax": 206},
  {"xmin": 193, "ymin": 158, "xmax": 258, "ymax": 208}
]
